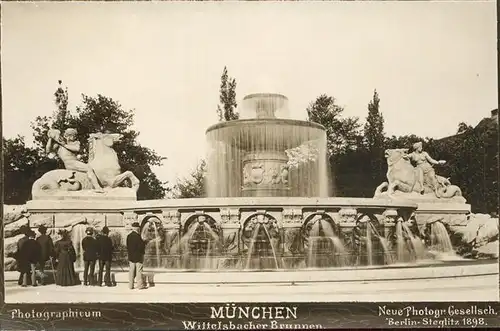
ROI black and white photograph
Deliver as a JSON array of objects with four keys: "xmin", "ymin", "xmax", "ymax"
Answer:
[{"xmin": 1, "ymin": 1, "xmax": 498, "ymax": 329}]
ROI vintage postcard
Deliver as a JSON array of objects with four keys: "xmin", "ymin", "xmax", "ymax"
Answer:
[{"xmin": 1, "ymin": 1, "xmax": 498, "ymax": 329}]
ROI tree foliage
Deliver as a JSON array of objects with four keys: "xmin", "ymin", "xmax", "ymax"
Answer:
[
  {"xmin": 172, "ymin": 159, "xmax": 206, "ymax": 198},
  {"xmin": 306, "ymin": 94, "xmax": 361, "ymax": 156},
  {"xmin": 457, "ymin": 122, "xmax": 473, "ymax": 135},
  {"xmin": 216, "ymin": 66, "xmax": 239, "ymax": 121},
  {"xmin": 3, "ymin": 136, "xmax": 50, "ymax": 204},
  {"xmin": 364, "ymin": 90, "xmax": 385, "ymax": 152},
  {"xmin": 53, "ymin": 80, "xmax": 69, "ymax": 130},
  {"xmin": 428, "ymin": 120, "xmax": 498, "ymax": 213},
  {"xmin": 363, "ymin": 90, "xmax": 386, "ymax": 187},
  {"xmin": 306, "ymin": 94, "xmax": 362, "ymax": 196},
  {"xmin": 384, "ymin": 134, "xmax": 431, "ymax": 150}
]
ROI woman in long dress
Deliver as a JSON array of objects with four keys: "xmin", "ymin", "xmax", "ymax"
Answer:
[{"xmin": 54, "ymin": 229, "xmax": 80, "ymax": 286}]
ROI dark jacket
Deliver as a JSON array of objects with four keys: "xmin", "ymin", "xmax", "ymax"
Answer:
[
  {"xmin": 22, "ymin": 239, "xmax": 42, "ymax": 264},
  {"xmin": 36, "ymin": 234, "xmax": 54, "ymax": 262},
  {"xmin": 81, "ymin": 236, "xmax": 99, "ymax": 261},
  {"xmin": 97, "ymin": 235, "xmax": 114, "ymax": 261},
  {"xmin": 126, "ymin": 231, "xmax": 145, "ymax": 263},
  {"xmin": 15, "ymin": 236, "xmax": 29, "ymax": 261}
]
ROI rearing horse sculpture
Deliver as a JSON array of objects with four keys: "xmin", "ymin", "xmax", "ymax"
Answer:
[{"xmin": 88, "ymin": 132, "xmax": 140, "ymax": 190}]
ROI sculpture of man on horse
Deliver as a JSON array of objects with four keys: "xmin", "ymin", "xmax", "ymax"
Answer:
[
  {"xmin": 45, "ymin": 128, "xmax": 103, "ymax": 192},
  {"xmin": 32, "ymin": 128, "xmax": 140, "ymax": 198}
]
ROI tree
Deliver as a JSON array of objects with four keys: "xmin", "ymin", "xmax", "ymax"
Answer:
[
  {"xmin": 456, "ymin": 122, "xmax": 474, "ymax": 135},
  {"xmin": 216, "ymin": 66, "xmax": 239, "ymax": 121},
  {"xmin": 384, "ymin": 134, "xmax": 429, "ymax": 150},
  {"xmin": 364, "ymin": 90, "xmax": 385, "ymax": 151},
  {"xmin": 172, "ymin": 160, "xmax": 206, "ymax": 198},
  {"xmin": 53, "ymin": 80, "xmax": 69, "ymax": 130},
  {"xmin": 306, "ymin": 94, "xmax": 361, "ymax": 156},
  {"xmin": 306, "ymin": 94, "xmax": 362, "ymax": 196},
  {"xmin": 3, "ymin": 136, "xmax": 49, "ymax": 204},
  {"xmin": 433, "ymin": 119, "xmax": 499, "ymax": 213},
  {"xmin": 27, "ymin": 82, "xmax": 169, "ymax": 200},
  {"xmin": 363, "ymin": 90, "xmax": 386, "ymax": 187}
]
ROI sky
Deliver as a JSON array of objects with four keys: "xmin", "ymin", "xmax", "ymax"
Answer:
[{"xmin": 2, "ymin": 1, "xmax": 497, "ymax": 185}]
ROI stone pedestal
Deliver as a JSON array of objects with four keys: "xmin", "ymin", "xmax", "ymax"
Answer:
[
  {"xmin": 414, "ymin": 202, "xmax": 471, "ymax": 233},
  {"xmin": 242, "ymin": 151, "xmax": 290, "ymax": 197}
]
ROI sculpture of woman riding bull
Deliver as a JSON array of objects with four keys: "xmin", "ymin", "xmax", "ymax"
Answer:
[
  {"xmin": 374, "ymin": 141, "xmax": 463, "ymax": 200},
  {"xmin": 32, "ymin": 128, "xmax": 140, "ymax": 198}
]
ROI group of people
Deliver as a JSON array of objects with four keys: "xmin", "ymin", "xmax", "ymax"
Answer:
[{"xmin": 14, "ymin": 221, "xmax": 147, "ymax": 290}]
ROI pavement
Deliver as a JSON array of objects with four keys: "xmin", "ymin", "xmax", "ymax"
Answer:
[{"xmin": 4, "ymin": 260, "xmax": 499, "ymax": 303}]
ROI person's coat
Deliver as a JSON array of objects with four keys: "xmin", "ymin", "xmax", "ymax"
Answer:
[
  {"xmin": 36, "ymin": 234, "xmax": 54, "ymax": 262},
  {"xmin": 81, "ymin": 236, "xmax": 99, "ymax": 261},
  {"xmin": 23, "ymin": 239, "xmax": 42, "ymax": 264},
  {"xmin": 126, "ymin": 231, "xmax": 145, "ymax": 263},
  {"xmin": 97, "ymin": 235, "xmax": 114, "ymax": 261},
  {"xmin": 14, "ymin": 236, "xmax": 30, "ymax": 272}
]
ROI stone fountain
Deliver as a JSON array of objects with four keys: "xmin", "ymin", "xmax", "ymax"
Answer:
[
  {"xmin": 17, "ymin": 93, "xmax": 497, "ymax": 275},
  {"xmin": 206, "ymin": 93, "xmax": 328, "ymax": 198}
]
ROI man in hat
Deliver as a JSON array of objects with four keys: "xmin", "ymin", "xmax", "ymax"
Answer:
[
  {"xmin": 36, "ymin": 225, "xmax": 54, "ymax": 285},
  {"xmin": 126, "ymin": 222, "xmax": 146, "ymax": 290},
  {"xmin": 97, "ymin": 226, "xmax": 114, "ymax": 287},
  {"xmin": 23, "ymin": 230, "xmax": 42, "ymax": 286},
  {"xmin": 15, "ymin": 225, "xmax": 30, "ymax": 286},
  {"xmin": 81, "ymin": 227, "xmax": 99, "ymax": 286}
]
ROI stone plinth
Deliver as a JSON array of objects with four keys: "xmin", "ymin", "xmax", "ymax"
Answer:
[
  {"xmin": 31, "ymin": 187, "xmax": 137, "ymax": 201},
  {"xmin": 374, "ymin": 194, "xmax": 471, "ymax": 228},
  {"xmin": 242, "ymin": 151, "xmax": 290, "ymax": 197},
  {"xmin": 414, "ymin": 202, "xmax": 471, "ymax": 227}
]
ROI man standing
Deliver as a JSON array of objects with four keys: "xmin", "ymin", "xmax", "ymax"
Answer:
[
  {"xmin": 36, "ymin": 225, "xmax": 54, "ymax": 285},
  {"xmin": 24, "ymin": 230, "xmax": 42, "ymax": 286},
  {"xmin": 82, "ymin": 227, "xmax": 99, "ymax": 286},
  {"xmin": 97, "ymin": 226, "xmax": 114, "ymax": 287},
  {"xmin": 126, "ymin": 222, "xmax": 146, "ymax": 290},
  {"xmin": 15, "ymin": 226, "xmax": 30, "ymax": 286}
]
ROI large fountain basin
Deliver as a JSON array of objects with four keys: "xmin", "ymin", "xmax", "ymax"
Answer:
[{"xmin": 26, "ymin": 197, "xmax": 425, "ymax": 271}]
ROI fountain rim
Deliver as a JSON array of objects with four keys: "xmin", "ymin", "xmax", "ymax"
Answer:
[
  {"xmin": 27, "ymin": 197, "xmax": 419, "ymax": 212},
  {"xmin": 205, "ymin": 118, "xmax": 326, "ymax": 135}
]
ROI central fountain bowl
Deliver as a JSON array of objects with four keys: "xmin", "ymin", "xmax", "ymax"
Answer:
[
  {"xmin": 241, "ymin": 93, "xmax": 289, "ymax": 119},
  {"xmin": 206, "ymin": 93, "xmax": 329, "ymax": 198}
]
